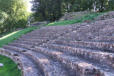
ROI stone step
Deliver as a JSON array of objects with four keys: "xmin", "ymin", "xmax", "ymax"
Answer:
[
  {"xmin": 57, "ymin": 32, "xmax": 114, "ymax": 42},
  {"xmin": 10, "ymin": 41, "xmax": 114, "ymax": 69},
  {"xmin": 19, "ymin": 35, "xmax": 61, "ymax": 40},
  {"xmin": 20, "ymin": 26, "xmax": 74, "ymax": 40},
  {"xmin": 14, "ymin": 39, "xmax": 48, "ymax": 45},
  {"xmin": 3, "ymin": 45, "xmax": 69, "ymax": 76},
  {"xmin": 19, "ymin": 37, "xmax": 52, "ymax": 40},
  {"xmin": 20, "ymin": 36, "xmax": 58, "ymax": 39},
  {"xmin": 11, "ymin": 38, "xmax": 114, "ymax": 67},
  {"xmin": 21, "ymin": 31, "xmax": 59, "ymax": 35},
  {"xmin": 20, "ymin": 29, "xmax": 70, "ymax": 39},
  {"xmin": 9, "ymin": 43, "xmax": 35, "ymax": 49},
  {"xmin": 21, "ymin": 32, "xmax": 64, "ymax": 38},
  {"xmin": 17, "ymin": 38, "xmax": 49, "ymax": 42},
  {"xmin": 13, "ymin": 41, "xmax": 42, "ymax": 46},
  {"xmin": 7, "ymin": 43, "xmax": 106, "ymax": 76},
  {"xmin": 9, "ymin": 42, "xmax": 114, "ymax": 76},
  {"xmin": 34, "ymin": 47, "xmax": 114, "ymax": 76},
  {"xmin": 0, "ymin": 48, "xmax": 43, "ymax": 76},
  {"xmin": 42, "ymin": 44, "xmax": 114, "ymax": 68},
  {"xmin": 92, "ymin": 36, "xmax": 114, "ymax": 42},
  {"xmin": 21, "ymin": 34, "xmax": 59, "ymax": 38},
  {"xmin": 52, "ymin": 40, "xmax": 114, "ymax": 52}
]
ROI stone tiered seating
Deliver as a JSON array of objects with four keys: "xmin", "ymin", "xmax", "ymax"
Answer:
[
  {"xmin": 0, "ymin": 48, "xmax": 42, "ymax": 76},
  {"xmin": 0, "ymin": 18, "xmax": 114, "ymax": 76},
  {"xmin": 52, "ymin": 40, "xmax": 114, "ymax": 52}
]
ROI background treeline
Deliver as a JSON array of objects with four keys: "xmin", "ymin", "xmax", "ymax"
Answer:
[
  {"xmin": 0, "ymin": 0, "xmax": 28, "ymax": 34},
  {"xmin": 32, "ymin": 0, "xmax": 114, "ymax": 21}
]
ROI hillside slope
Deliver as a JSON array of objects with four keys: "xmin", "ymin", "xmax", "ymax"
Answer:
[{"xmin": 0, "ymin": 16, "xmax": 114, "ymax": 76}]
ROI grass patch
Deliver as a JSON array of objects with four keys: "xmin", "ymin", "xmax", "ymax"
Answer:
[
  {"xmin": 47, "ymin": 12, "xmax": 103, "ymax": 26},
  {"xmin": 0, "ymin": 26, "xmax": 37, "ymax": 47},
  {"xmin": 0, "ymin": 55, "xmax": 21, "ymax": 76}
]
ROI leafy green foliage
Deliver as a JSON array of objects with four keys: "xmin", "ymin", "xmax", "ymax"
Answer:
[
  {"xmin": 0, "ymin": 55, "xmax": 21, "ymax": 76},
  {"xmin": 32, "ymin": 0, "xmax": 62, "ymax": 21},
  {"xmin": 0, "ymin": 0, "xmax": 29, "ymax": 34},
  {"xmin": 32, "ymin": 0, "xmax": 114, "ymax": 22},
  {"xmin": 47, "ymin": 12, "xmax": 103, "ymax": 26}
]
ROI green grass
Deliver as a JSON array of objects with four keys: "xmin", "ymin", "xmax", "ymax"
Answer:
[
  {"xmin": 0, "ymin": 26, "xmax": 38, "ymax": 76},
  {"xmin": 0, "ymin": 26, "xmax": 38, "ymax": 47},
  {"xmin": 0, "ymin": 55, "xmax": 21, "ymax": 76},
  {"xmin": 47, "ymin": 12, "xmax": 103, "ymax": 26}
]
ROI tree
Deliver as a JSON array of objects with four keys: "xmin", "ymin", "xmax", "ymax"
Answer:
[
  {"xmin": 32, "ymin": 0, "xmax": 114, "ymax": 22},
  {"xmin": 0, "ymin": 0, "xmax": 29, "ymax": 33},
  {"xmin": 32, "ymin": 0, "xmax": 62, "ymax": 21},
  {"xmin": 108, "ymin": 0, "xmax": 114, "ymax": 10}
]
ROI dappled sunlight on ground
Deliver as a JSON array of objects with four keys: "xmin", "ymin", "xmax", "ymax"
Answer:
[
  {"xmin": 0, "ymin": 30, "xmax": 20, "ymax": 40},
  {"xmin": 52, "ymin": 51, "xmax": 63, "ymax": 55},
  {"xmin": 39, "ymin": 58, "xmax": 49, "ymax": 63}
]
